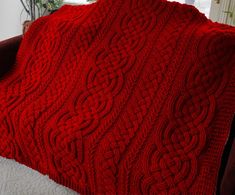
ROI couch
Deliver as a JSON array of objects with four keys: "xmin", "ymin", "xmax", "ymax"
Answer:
[{"xmin": 0, "ymin": 36, "xmax": 234, "ymax": 195}]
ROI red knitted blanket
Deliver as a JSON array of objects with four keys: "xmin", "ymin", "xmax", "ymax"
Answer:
[{"xmin": 0, "ymin": 0, "xmax": 235, "ymax": 194}]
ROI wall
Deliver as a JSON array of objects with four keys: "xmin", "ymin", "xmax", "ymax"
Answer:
[
  {"xmin": 0, "ymin": 0, "xmax": 91, "ymax": 41},
  {"xmin": 0, "ymin": 0, "xmax": 27, "ymax": 41}
]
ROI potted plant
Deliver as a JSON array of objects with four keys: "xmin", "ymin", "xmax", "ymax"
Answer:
[
  {"xmin": 20, "ymin": 0, "xmax": 63, "ymax": 21},
  {"xmin": 21, "ymin": 0, "xmax": 63, "ymax": 33}
]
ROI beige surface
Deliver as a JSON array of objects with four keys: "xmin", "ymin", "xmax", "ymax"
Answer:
[{"xmin": 0, "ymin": 156, "xmax": 78, "ymax": 195}]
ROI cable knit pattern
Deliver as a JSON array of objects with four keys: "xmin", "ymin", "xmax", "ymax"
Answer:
[{"xmin": 0, "ymin": 0, "xmax": 235, "ymax": 194}]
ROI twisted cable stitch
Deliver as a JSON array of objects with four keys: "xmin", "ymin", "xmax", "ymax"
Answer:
[{"xmin": 0, "ymin": 0, "xmax": 235, "ymax": 194}]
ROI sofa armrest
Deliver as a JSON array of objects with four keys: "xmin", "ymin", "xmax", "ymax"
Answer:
[
  {"xmin": 0, "ymin": 36, "xmax": 22, "ymax": 78},
  {"xmin": 220, "ymin": 116, "xmax": 235, "ymax": 195}
]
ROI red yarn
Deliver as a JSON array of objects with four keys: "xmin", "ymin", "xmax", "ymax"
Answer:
[{"xmin": 0, "ymin": 0, "xmax": 235, "ymax": 194}]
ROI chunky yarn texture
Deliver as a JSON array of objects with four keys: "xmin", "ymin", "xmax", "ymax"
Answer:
[{"xmin": 0, "ymin": 0, "xmax": 235, "ymax": 194}]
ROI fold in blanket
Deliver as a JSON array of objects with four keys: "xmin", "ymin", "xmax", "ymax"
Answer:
[{"xmin": 0, "ymin": 0, "xmax": 235, "ymax": 194}]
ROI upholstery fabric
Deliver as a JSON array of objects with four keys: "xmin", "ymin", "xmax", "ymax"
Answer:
[
  {"xmin": 220, "ymin": 116, "xmax": 235, "ymax": 195},
  {"xmin": 0, "ymin": 0, "xmax": 235, "ymax": 194},
  {"xmin": 0, "ymin": 156, "xmax": 77, "ymax": 195},
  {"xmin": 0, "ymin": 36, "xmax": 22, "ymax": 78}
]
